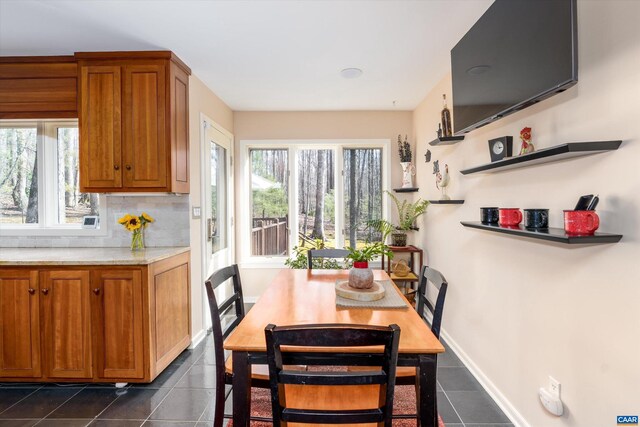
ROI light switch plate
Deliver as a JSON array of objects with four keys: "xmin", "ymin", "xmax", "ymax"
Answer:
[{"xmin": 192, "ymin": 207, "xmax": 201, "ymax": 219}]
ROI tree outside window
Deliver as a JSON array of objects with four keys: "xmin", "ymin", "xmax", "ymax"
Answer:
[{"xmin": 0, "ymin": 121, "xmax": 101, "ymax": 229}]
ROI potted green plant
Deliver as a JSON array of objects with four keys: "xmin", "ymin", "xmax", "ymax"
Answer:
[
  {"xmin": 345, "ymin": 242, "xmax": 392, "ymax": 289},
  {"xmin": 285, "ymin": 239, "xmax": 343, "ymax": 269},
  {"xmin": 369, "ymin": 191, "xmax": 430, "ymax": 247}
]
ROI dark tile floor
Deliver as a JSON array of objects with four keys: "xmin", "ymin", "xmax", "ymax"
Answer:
[{"xmin": 0, "ymin": 308, "xmax": 513, "ymax": 427}]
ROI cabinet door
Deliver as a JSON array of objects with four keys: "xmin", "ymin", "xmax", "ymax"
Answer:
[
  {"xmin": 151, "ymin": 258, "xmax": 190, "ymax": 374},
  {"xmin": 0, "ymin": 270, "xmax": 41, "ymax": 378},
  {"xmin": 123, "ymin": 64, "xmax": 167, "ymax": 189},
  {"xmin": 41, "ymin": 270, "xmax": 92, "ymax": 379},
  {"xmin": 169, "ymin": 61, "xmax": 189, "ymax": 193},
  {"xmin": 92, "ymin": 270, "xmax": 145, "ymax": 379},
  {"xmin": 79, "ymin": 65, "xmax": 123, "ymax": 190}
]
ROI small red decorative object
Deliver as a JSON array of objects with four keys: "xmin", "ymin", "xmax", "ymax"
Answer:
[
  {"xmin": 564, "ymin": 210, "xmax": 600, "ymax": 235},
  {"xmin": 353, "ymin": 261, "xmax": 369, "ymax": 269},
  {"xmin": 499, "ymin": 208, "xmax": 523, "ymax": 226},
  {"xmin": 519, "ymin": 126, "xmax": 534, "ymax": 155}
]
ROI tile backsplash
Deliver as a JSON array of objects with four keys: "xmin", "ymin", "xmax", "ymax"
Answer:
[{"xmin": 0, "ymin": 194, "xmax": 190, "ymax": 248}]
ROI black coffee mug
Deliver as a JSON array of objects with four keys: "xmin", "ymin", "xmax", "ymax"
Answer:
[
  {"xmin": 480, "ymin": 207, "xmax": 499, "ymax": 224},
  {"xmin": 524, "ymin": 209, "xmax": 549, "ymax": 229}
]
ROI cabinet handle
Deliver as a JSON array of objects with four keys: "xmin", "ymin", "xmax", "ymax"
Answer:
[
  {"xmin": 41, "ymin": 288, "xmax": 49, "ymax": 295},
  {"xmin": 114, "ymin": 165, "xmax": 120, "ymax": 170},
  {"xmin": 93, "ymin": 288, "xmax": 101, "ymax": 295},
  {"xmin": 28, "ymin": 288, "xmax": 35, "ymax": 295},
  {"xmin": 125, "ymin": 165, "xmax": 132, "ymax": 170}
]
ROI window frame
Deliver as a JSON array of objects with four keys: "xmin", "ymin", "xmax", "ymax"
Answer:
[
  {"xmin": 0, "ymin": 120, "xmax": 108, "ymax": 236},
  {"xmin": 239, "ymin": 139, "xmax": 390, "ymax": 268}
]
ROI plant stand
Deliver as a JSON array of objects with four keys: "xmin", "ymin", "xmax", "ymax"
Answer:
[{"xmin": 381, "ymin": 245, "xmax": 423, "ymax": 305}]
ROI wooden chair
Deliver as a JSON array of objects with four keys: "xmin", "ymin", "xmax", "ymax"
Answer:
[
  {"xmin": 415, "ymin": 265, "xmax": 448, "ymax": 340},
  {"xmin": 347, "ymin": 265, "xmax": 449, "ymax": 421},
  {"xmin": 265, "ymin": 323, "xmax": 401, "ymax": 426},
  {"xmin": 396, "ymin": 266, "xmax": 448, "ymax": 387},
  {"xmin": 204, "ymin": 264, "xmax": 271, "ymax": 427},
  {"xmin": 307, "ymin": 248, "xmax": 349, "ymax": 269},
  {"xmin": 394, "ymin": 265, "xmax": 448, "ymax": 423}
]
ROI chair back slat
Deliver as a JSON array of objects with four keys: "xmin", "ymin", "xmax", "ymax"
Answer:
[
  {"xmin": 265, "ymin": 323, "xmax": 400, "ymax": 427},
  {"xmin": 221, "ymin": 316, "xmax": 243, "ymax": 340},
  {"xmin": 415, "ymin": 265, "xmax": 448, "ymax": 339},
  {"xmin": 204, "ymin": 264, "xmax": 246, "ymax": 427},
  {"xmin": 279, "ymin": 370, "xmax": 387, "ymax": 386},
  {"xmin": 307, "ymin": 248, "xmax": 349, "ymax": 269},
  {"xmin": 269, "ymin": 324, "xmax": 392, "ymax": 348},
  {"xmin": 218, "ymin": 293, "xmax": 240, "ymax": 316},
  {"xmin": 282, "ymin": 408, "xmax": 385, "ymax": 423}
]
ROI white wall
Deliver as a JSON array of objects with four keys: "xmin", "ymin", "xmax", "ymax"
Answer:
[
  {"xmin": 188, "ymin": 76, "xmax": 234, "ymax": 344},
  {"xmin": 413, "ymin": 1, "xmax": 640, "ymax": 426}
]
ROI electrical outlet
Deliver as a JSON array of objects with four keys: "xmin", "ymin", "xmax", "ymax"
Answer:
[
  {"xmin": 549, "ymin": 376, "xmax": 561, "ymax": 398},
  {"xmin": 539, "ymin": 376, "xmax": 563, "ymax": 416},
  {"xmin": 539, "ymin": 387, "xmax": 563, "ymax": 416}
]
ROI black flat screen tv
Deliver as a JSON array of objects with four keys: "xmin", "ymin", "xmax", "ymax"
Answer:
[{"xmin": 451, "ymin": 0, "xmax": 578, "ymax": 134}]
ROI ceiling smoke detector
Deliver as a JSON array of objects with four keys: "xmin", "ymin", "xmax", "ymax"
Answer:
[{"xmin": 340, "ymin": 68, "xmax": 363, "ymax": 79}]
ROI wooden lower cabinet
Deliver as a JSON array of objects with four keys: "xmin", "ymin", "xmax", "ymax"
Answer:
[
  {"xmin": 0, "ymin": 270, "xmax": 41, "ymax": 378},
  {"xmin": 92, "ymin": 269, "xmax": 144, "ymax": 380},
  {"xmin": 41, "ymin": 270, "xmax": 93, "ymax": 379},
  {"xmin": 0, "ymin": 251, "xmax": 190, "ymax": 383},
  {"xmin": 149, "ymin": 257, "xmax": 191, "ymax": 375}
]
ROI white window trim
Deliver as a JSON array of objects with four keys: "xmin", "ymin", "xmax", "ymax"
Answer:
[
  {"xmin": 0, "ymin": 120, "xmax": 108, "ymax": 237},
  {"xmin": 239, "ymin": 139, "xmax": 390, "ymax": 268}
]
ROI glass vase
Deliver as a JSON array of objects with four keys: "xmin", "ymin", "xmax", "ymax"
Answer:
[{"xmin": 131, "ymin": 228, "xmax": 145, "ymax": 251}]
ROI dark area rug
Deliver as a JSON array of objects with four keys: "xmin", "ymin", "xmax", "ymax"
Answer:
[{"xmin": 227, "ymin": 385, "xmax": 445, "ymax": 426}]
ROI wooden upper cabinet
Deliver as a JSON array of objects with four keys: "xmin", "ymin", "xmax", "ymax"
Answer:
[
  {"xmin": 0, "ymin": 56, "xmax": 78, "ymax": 119},
  {"xmin": 170, "ymin": 62, "xmax": 190, "ymax": 193},
  {"xmin": 41, "ymin": 270, "xmax": 93, "ymax": 379},
  {"xmin": 123, "ymin": 64, "xmax": 167, "ymax": 188},
  {"xmin": 79, "ymin": 65, "xmax": 123, "ymax": 189},
  {"xmin": 77, "ymin": 51, "xmax": 191, "ymax": 193},
  {"xmin": 0, "ymin": 270, "xmax": 41, "ymax": 378}
]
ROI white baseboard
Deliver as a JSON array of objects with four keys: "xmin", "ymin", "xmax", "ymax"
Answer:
[
  {"xmin": 190, "ymin": 328, "xmax": 207, "ymax": 349},
  {"xmin": 440, "ymin": 328, "xmax": 530, "ymax": 427}
]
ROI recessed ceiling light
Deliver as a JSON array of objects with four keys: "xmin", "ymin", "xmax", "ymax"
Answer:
[{"xmin": 340, "ymin": 68, "xmax": 363, "ymax": 79}]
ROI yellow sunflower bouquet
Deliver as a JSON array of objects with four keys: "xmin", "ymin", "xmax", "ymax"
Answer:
[{"xmin": 118, "ymin": 212, "xmax": 154, "ymax": 250}]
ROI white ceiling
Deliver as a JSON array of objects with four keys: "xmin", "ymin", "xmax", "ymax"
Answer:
[{"xmin": 0, "ymin": 0, "xmax": 493, "ymax": 111}]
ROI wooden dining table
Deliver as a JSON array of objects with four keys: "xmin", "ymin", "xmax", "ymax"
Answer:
[{"xmin": 223, "ymin": 268, "xmax": 445, "ymax": 426}]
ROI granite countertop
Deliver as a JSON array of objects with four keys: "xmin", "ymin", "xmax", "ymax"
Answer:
[{"xmin": 0, "ymin": 247, "xmax": 190, "ymax": 266}]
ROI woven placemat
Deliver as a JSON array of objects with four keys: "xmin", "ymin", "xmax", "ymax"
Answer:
[{"xmin": 335, "ymin": 279, "xmax": 408, "ymax": 309}]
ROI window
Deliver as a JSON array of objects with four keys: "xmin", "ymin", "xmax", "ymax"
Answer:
[
  {"xmin": 250, "ymin": 149, "xmax": 289, "ymax": 256},
  {"xmin": 343, "ymin": 148, "xmax": 384, "ymax": 248},
  {"xmin": 0, "ymin": 121, "xmax": 104, "ymax": 234},
  {"xmin": 244, "ymin": 140, "xmax": 389, "ymax": 260}
]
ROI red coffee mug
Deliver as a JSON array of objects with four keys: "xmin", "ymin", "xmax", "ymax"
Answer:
[
  {"xmin": 499, "ymin": 208, "xmax": 522, "ymax": 226},
  {"xmin": 564, "ymin": 210, "xmax": 600, "ymax": 235}
]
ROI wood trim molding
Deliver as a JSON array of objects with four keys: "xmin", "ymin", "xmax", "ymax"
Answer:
[
  {"xmin": 0, "ymin": 56, "xmax": 76, "ymax": 64},
  {"xmin": 74, "ymin": 51, "xmax": 191, "ymax": 74}
]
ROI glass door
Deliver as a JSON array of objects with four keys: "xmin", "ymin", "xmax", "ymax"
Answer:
[
  {"xmin": 204, "ymin": 122, "xmax": 233, "ymax": 275},
  {"xmin": 203, "ymin": 120, "xmax": 233, "ymax": 328}
]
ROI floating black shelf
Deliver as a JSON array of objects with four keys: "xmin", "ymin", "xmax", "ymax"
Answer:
[
  {"xmin": 461, "ymin": 221, "xmax": 622, "ymax": 244},
  {"xmin": 429, "ymin": 135, "xmax": 465, "ymax": 146},
  {"xmin": 460, "ymin": 141, "xmax": 622, "ymax": 175},
  {"xmin": 393, "ymin": 187, "xmax": 419, "ymax": 193},
  {"xmin": 429, "ymin": 200, "xmax": 464, "ymax": 204}
]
